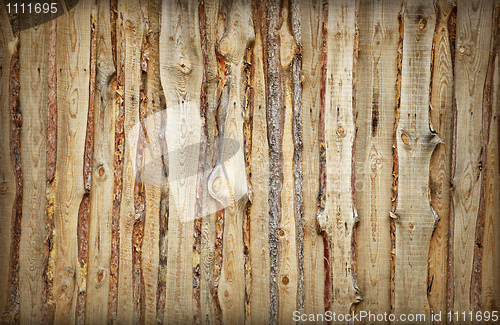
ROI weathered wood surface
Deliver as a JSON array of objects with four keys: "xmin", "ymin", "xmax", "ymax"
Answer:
[{"xmin": 0, "ymin": 1, "xmax": 499, "ymax": 324}]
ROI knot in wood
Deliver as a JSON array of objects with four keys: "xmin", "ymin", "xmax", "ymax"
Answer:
[{"xmin": 178, "ymin": 57, "xmax": 192, "ymax": 74}]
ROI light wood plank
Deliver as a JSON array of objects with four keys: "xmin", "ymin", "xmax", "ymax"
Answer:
[
  {"xmin": 317, "ymin": 0, "xmax": 360, "ymax": 316},
  {"xmin": 53, "ymin": 2, "xmax": 92, "ymax": 323},
  {"xmin": 354, "ymin": 0, "xmax": 400, "ymax": 319},
  {"xmin": 18, "ymin": 18, "xmax": 49, "ymax": 325},
  {"xmin": 392, "ymin": 1, "xmax": 438, "ymax": 321},
  {"xmin": 452, "ymin": 0, "xmax": 493, "ymax": 315}
]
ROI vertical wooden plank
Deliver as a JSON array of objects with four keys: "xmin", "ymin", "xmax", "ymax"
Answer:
[
  {"xmin": 85, "ymin": 0, "xmax": 115, "ymax": 322},
  {"xmin": 482, "ymin": 4, "xmax": 500, "ymax": 320},
  {"xmin": 116, "ymin": 0, "xmax": 143, "ymax": 323},
  {"xmin": 140, "ymin": 0, "xmax": 161, "ymax": 324},
  {"xmin": 208, "ymin": 1, "xmax": 253, "ymax": 323},
  {"xmin": 452, "ymin": 0, "xmax": 493, "ymax": 315},
  {"xmin": 18, "ymin": 17, "xmax": 49, "ymax": 325},
  {"xmin": 53, "ymin": 1, "xmax": 92, "ymax": 323},
  {"xmin": 354, "ymin": 0, "xmax": 400, "ymax": 318},
  {"xmin": 0, "ymin": 7, "xmax": 15, "ymax": 322},
  {"xmin": 299, "ymin": 0, "xmax": 325, "ymax": 319},
  {"xmin": 392, "ymin": 0, "xmax": 438, "ymax": 321},
  {"xmin": 428, "ymin": 0, "xmax": 455, "ymax": 319},
  {"xmin": 247, "ymin": 2, "xmax": 271, "ymax": 322},
  {"xmin": 159, "ymin": 0, "xmax": 203, "ymax": 322},
  {"xmin": 275, "ymin": 1, "xmax": 299, "ymax": 324},
  {"xmin": 317, "ymin": 0, "xmax": 360, "ymax": 316}
]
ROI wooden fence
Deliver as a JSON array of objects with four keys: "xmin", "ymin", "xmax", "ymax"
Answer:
[{"xmin": 0, "ymin": 0, "xmax": 499, "ymax": 324}]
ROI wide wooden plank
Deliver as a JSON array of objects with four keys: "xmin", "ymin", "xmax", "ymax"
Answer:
[
  {"xmin": 392, "ymin": 0, "xmax": 438, "ymax": 321},
  {"xmin": 0, "ymin": 6, "xmax": 15, "ymax": 321},
  {"xmin": 354, "ymin": 0, "xmax": 400, "ymax": 318},
  {"xmin": 299, "ymin": 0, "xmax": 325, "ymax": 319},
  {"xmin": 85, "ymin": 0, "xmax": 115, "ymax": 322},
  {"xmin": 317, "ymin": 0, "xmax": 360, "ymax": 316},
  {"xmin": 452, "ymin": 0, "xmax": 493, "ymax": 315},
  {"xmin": 53, "ymin": 2, "xmax": 92, "ymax": 324},
  {"xmin": 428, "ymin": 0, "xmax": 455, "ymax": 319},
  {"xmin": 18, "ymin": 17, "xmax": 49, "ymax": 324},
  {"xmin": 159, "ymin": 0, "xmax": 203, "ymax": 322}
]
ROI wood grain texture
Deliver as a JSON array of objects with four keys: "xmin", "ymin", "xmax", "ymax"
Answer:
[
  {"xmin": 452, "ymin": 0, "xmax": 493, "ymax": 315},
  {"xmin": 354, "ymin": 0, "xmax": 400, "ymax": 319},
  {"xmin": 392, "ymin": 0, "xmax": 438, "ymax": 321},
  {"xmin": 317, "ymin": 0, "xmax": 360, "ymax": 316},
  {"xmin": 0, "ymin": 6, "xmax": 15, "ymax": 321},
  {"xmin": 428, "ymin": 0, "xmax": 455, "ymax": 319},
  {"xmin": 481, "ymin": 4, "xmax": 500, "ymax": 321},
  {"xmin": 247, "ymin": 11, "xmax": 271, "ymax": 324},
  {"xmin": 207, "ymin": 1, "xmax": 253, "ymax": 323},
  {"xmin": 18, "ymin": 17, "xmax": 49, "ymax": 325},
  {"xmin": 52, "ymin": 2, "xmax": 91, "ymax": 324},
  {"xmin": 159, "ymin": 0, "xmax": 203, "ymax": 322},
  {"xmin": 115, "ymin": 1, "xmax": 144, "ymax": 323},
  {"xmin": 299, "ymin": 0, "xmax": 325, "ymax": 320},
  {"xmin": 85, "ymin": 0, "xmax": 115, "ymax": 322}
]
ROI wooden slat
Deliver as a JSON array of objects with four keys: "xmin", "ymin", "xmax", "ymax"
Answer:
[
  {"xmin": 53, "ymin": 1, "xmax": 92, "ymax": 323},
  {"xmin": 317, "ymin": 0, "xmax": 360, "ymax": 316},
  {"xmin": 85, "ymin": 0, "xmax": 115, "ymax": 322},
  {"xmin": 428, "ymin": 0, "xmax": 455, "ymax": 319},
  {"xmin": 354, "ymin": 0, "xmax": 400, "ymax": 318},
  {"xmin": 299, "ymin": 0, "xmax": 325, "ymax": 319},
  {"xmin": 207, "ymin": 1, "xmax": 253, "ymax": 323},
  {"xmin": 392, "ymin": 0, "xmax": 438, "ymax": 321},
  {"xmin": 116, "ymin": 0, "xmax": 144, "ymax": 323},
  {"xmin": 18, "ymin": 17, "xmax": 49, "ymax": 324},
  {"xmin": 277, "ymin": 2, "xmax": 299, "ymax": 324},
  {"xmin": 482, "ymin": 4, "xmax": 500, "ymax": 321},
  {"xmin": 159, "ymin": 0, "xmax": 203, "ymax": 322},
  {"xmin": 247, "ymin": 8, "xmax": 271, "ymax": 324},
  {"xmin": 140, "ymin": 1, "xmax": 162, "ymax": 324},
  {"xmin": 452, "ymin": 0, "xmax": 493, "ymax": 315},
  {"xmin": 0, "ymin": 7, "xmax": 15, "ymax": 320}
]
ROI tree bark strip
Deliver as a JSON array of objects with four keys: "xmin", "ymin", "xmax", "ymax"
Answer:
[
  {"xmin": 354, "ymin": 0, "xmax": 400, "ymax": 319},
  {"xmin": 452, "ymin": 0, "xmax": 493, "ymax": 316},
  {"xmin": 317, "ymin": 0, "xmax": 360, "ymax": 316},
  {"xmin": 392, "ymin": 0, "xmax": 439, "ymax": 321}
]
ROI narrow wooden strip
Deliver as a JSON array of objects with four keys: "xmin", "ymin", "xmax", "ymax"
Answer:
[
  {"xmin": 481, "ymin": 4, "xmax": 500, "ymax": 319},
  {"xmin": 85, "ymin": 0, "xmax": 115, "ymax": 323},
  {"xmin": 428, "ymin": 0, "xmax": 455, "ymax": 319},
  {"xmin": 354, "ymin": 0, "xmax": 400, "ymax": 317},
  {"xmin": 2, "ymin": 12, "xmax": 21, "ymax": 325},
  {"xmin": 452, "ymin": 0, "xmax": 493, "ymax": 315},
  {"xmin": 108, "ymin": 0, "xmax": 124, "ymax": 321},
  {"xmin": 317, "ymin": 0, "xmax": 360, "ymax": 316},
  {"xmin": 159, "ymin": 0, "xmax": 203, "ymax": 322},
  {"xmin": 393, "ymin": 1, "xmax": 438, "ymax": 321},
  {"xmin": 140, "ymin": 1, "xmax": 161, "ymax": 324},
  {"xmin": 248, "ymin": 3, "xmax": 271, "ymax": 322},
  {"xmin": 53, "ymin": 1, "xmax": 92, "ymax": 323},
  {"xmin": 116, "ymin": 0, "xmax": 143, "ymax": 322},
  {"xmin": 17, "ymin": 13, "xmax": 49, "ymax": 325},
  {"xmin": 41, "ymin": 15, "xmax": 57, "ymax": 325},
  {"xmin": 298, "ymin": 0, "xmax": 325, "ymax": 319}
]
